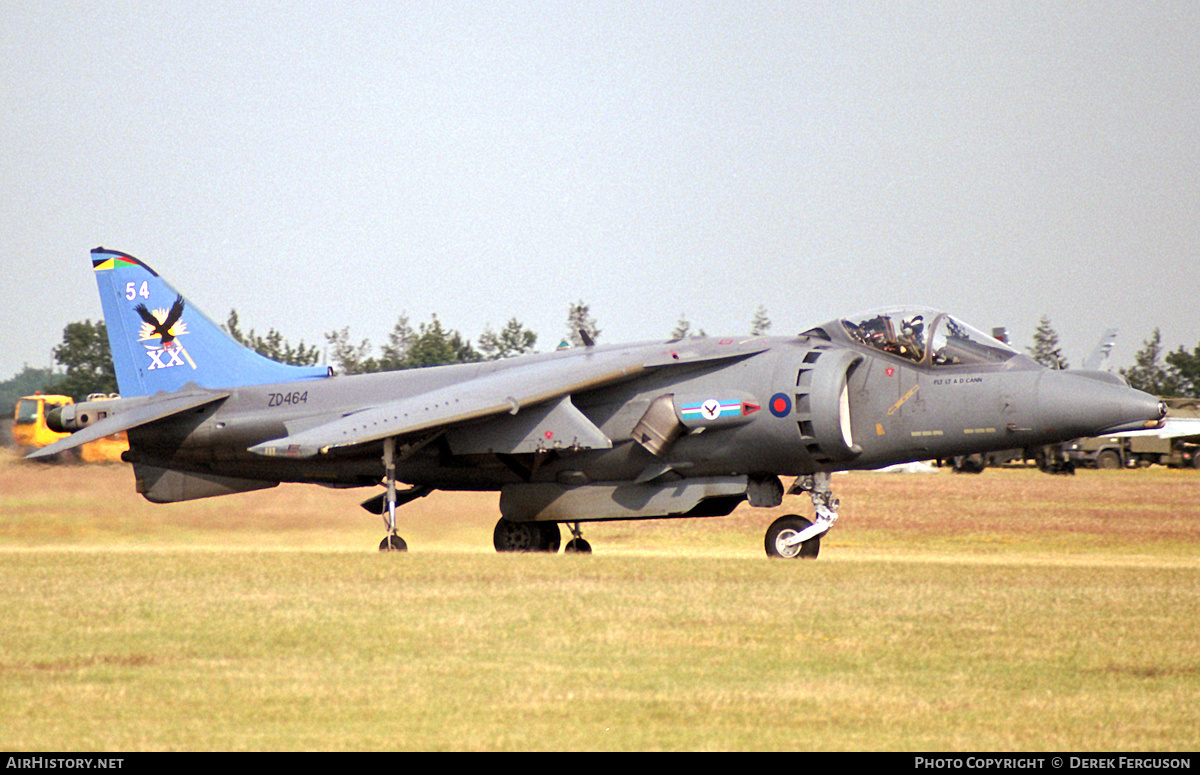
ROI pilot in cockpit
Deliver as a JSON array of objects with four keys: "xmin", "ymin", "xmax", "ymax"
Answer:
[{"xmin": 897, "ymin": 314, "xmax": 925, "ymax": 362}]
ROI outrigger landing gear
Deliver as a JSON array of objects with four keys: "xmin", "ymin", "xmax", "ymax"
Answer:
[
  {"xmin": 379, "ymin": 437, "xmax": 406, "ymax": 553},
  {"xmin": 379, "ymin": 534, "xmax": 407, "ymax": 552},
  {"xmin": 764, "ymin": 472, "xmax": 839, "ymax": 559}
]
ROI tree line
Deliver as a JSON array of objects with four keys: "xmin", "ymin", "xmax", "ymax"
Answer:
[
  {"xmin": 9, "ymin": 308, "xmax": 1199, "ymax": 405},
  {"xmin": 1118, "ymin": 328, "xmax": 1200, "ymax": 398},
  {"xmin": 1026, "ymin": 314, "xmax": 1200, "ymax": 397},
  {"xmin": 317, "ymin": 300, "xmax": 602, "ymax": 374}
]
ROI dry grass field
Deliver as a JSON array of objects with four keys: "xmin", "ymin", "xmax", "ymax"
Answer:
[{"xmin": 1, "ymin": 448, "xmax": 1198, "ymax": 751}]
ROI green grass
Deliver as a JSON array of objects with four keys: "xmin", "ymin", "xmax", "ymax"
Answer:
[{"xmin": 1, "ymin": 452, "xmax": 1198, "ymax": 750}]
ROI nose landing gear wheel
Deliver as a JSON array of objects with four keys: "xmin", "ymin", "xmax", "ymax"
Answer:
[{"xmin": 764, "ymin": 514, "xmax": 822, "ymax": 559}]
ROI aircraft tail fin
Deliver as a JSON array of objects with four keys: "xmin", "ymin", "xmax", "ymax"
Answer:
[
  {"xmin": 1082, "ymin": 328, "xmax": 1118, "ymax": 371},
  {"xmin": 90, "ymin": 247, "xmax": 329, "ymax": 396}
]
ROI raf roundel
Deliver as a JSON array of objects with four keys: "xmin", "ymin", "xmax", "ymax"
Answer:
[{"xmin": 769, "ymin": 392, "xmax": 792, "ymax": 418}]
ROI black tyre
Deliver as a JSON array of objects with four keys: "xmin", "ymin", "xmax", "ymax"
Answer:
[
  {"xmin": 764, "ymin": 515, "xmax": 821, "ymax": 559},
  {"xmin": 564, "ymin": 538, "xmax": 592, "ymax": 554},
  {"xmin": 378, "ymin": 534, "xmax": 408, "ymax": 552},
  {"xmin": 494, "ymin": 518, "xmax": 560, "ymax": 553},
  {"xmin": 952, "ymin": 454, "xmax": 985, "ymax": 474},
  {"xmin": 1096, "ymin": 450, "xmax": 1122, "ymax": 470},
  {"xmin": 538, "ymin": 522, "xmax": 562, "ymax": 553}
]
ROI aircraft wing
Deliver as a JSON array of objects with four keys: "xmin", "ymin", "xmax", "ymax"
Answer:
[
  {"xmin": 249, "ymin": 362, "xmax": 645, "ymax": 459},
  {"xmin": 24, "ymin": 389, "xmax": 230, "ymax": 460},
  {"xmin": 249, "ymin": 340, "xmax": 770, "ymax": 459},
  {"xmin": 1115, "ymin": 417, "xmax": 1200, "ymax": 441}
]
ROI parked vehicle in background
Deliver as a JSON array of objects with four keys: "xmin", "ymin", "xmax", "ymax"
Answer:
[
  {"xmin": 1066, "ymin": 398, "xmax": 1200, "ymax": 469},
  {"xmin": 12, "ymin": 393, "xmax": 127, "ymax": 462}
]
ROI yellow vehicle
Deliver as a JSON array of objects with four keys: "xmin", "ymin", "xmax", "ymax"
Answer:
[{"xmin": 12, "ymin": 393, "xmax": 128, "ymax": 463}]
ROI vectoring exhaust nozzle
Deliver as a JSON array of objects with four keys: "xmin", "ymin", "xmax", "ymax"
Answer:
[
  {"xmin": 45, "ymin": 406, "xmax": 66, "ymax": 433},
  {"xmin": 44, "ymin": 400, "xmax": 115, "ymax": 434}
]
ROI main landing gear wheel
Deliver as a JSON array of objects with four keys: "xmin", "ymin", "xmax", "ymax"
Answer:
[
  {"xmin": 764, "ymin": 515, "xmax": 822, "ymax": 559},
  {"xmin": 379, "ymin": 534, "xmax": 408, "ymax": 552},
  {"xmin": 493, "ymin": 518, "xmax": 561, "ymax": 553}
]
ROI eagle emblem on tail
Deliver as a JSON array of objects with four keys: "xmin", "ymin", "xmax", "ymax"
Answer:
[{"xmin": 135, "ymin": 294, "xmax": 186, "ymax": 347}]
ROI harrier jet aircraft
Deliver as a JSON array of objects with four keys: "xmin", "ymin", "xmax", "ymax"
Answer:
[{"xmin": 32, "ymin": 248, "xmax": 1166, "ymax": 558}]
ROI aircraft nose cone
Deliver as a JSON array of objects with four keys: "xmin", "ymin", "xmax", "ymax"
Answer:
[{"xmin": 1036, "ymin": 370, "xmax": 1165, "ymax": 440}]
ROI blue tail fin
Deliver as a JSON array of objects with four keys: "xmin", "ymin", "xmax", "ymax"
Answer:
[{"xmin": 91, "ymin": 247, "xmax": 329, "ymax": 396}]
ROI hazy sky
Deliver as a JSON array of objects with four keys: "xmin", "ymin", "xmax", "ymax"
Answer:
[{"xmin": 3, "ymin": 2, "xmax": 1198, "ymax": 380}]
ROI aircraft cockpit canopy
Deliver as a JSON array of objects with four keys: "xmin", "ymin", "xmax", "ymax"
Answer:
[{"xmin": 840, "ymin": 307, "xmax": 1017, "ymax": 367}]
